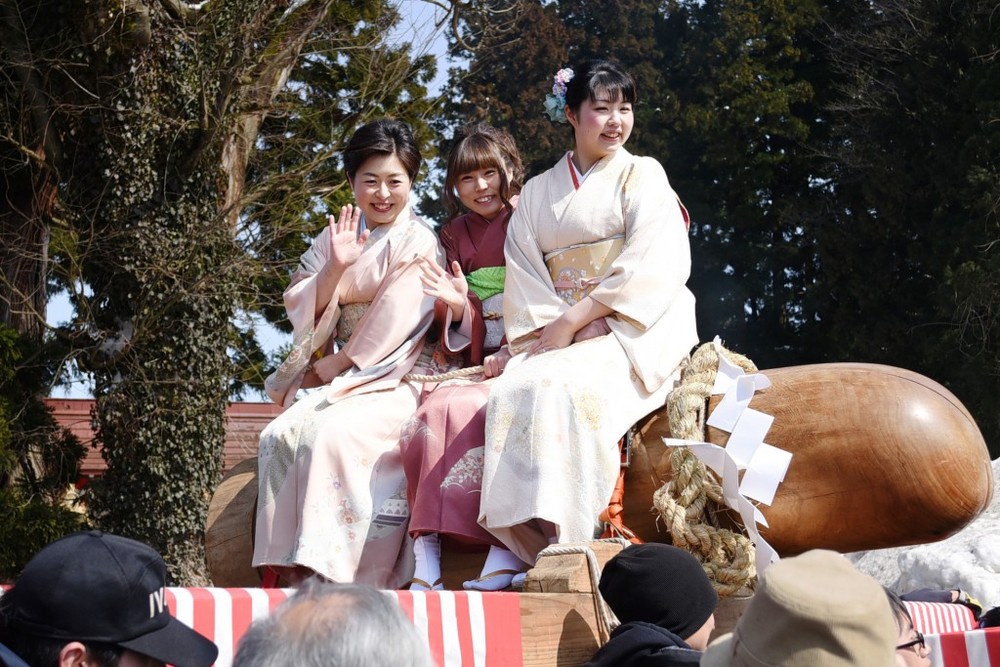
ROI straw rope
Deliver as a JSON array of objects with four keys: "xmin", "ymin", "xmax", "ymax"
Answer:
[
  {"xmin": 402, "ymin": 365, "xmax": 485, "ymax": 383},
  {"xmin": 652, "ymin": 342, "xmax": 760, "ymax": 596}
]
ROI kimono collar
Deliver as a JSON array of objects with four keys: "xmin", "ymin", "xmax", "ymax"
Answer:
[
  {"xmin": 566, "ymin": 149, "xmax": 631, "ymax": 190},
  {"xmin": 566, "ymin": 152, "xmax": 600, "ymax": 189},
  {"xmin": 371, "ymin": 210, "xmax": 427, "ymax": 245}
]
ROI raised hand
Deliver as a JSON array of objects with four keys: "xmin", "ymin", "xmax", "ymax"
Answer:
[
  {"xmin": 419, "ymin": 258, "xmax": 468, "ymax": 321},
  {"xmin": 328, "ymin": 204, "xmax": 369, "ymax": 270}
]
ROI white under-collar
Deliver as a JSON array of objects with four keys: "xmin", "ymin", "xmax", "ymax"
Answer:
[{"xmin": 568, "ymin": 152, "xmax": 597, "ymax": 186}]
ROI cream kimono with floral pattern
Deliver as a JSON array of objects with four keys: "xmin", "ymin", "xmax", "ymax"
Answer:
[
  {"xmin": 479, "ymin": 148, "xmax": 698, "ymax": 565},
  {"xmin": 253, "ymin": 214, "xmax": 444, "ymax": 587}
]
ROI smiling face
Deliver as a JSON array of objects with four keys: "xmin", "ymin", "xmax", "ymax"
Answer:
[
  {"xmin": 567, "ymin": 91, "xmax": 634, "ymax": 172},
  {"xmin": 455, "ymin": 166, "xmax": 509, "ymax": 220},
  {"xmin": 350, "ymin": 153, "xmax": 412, "ymax": 228}
]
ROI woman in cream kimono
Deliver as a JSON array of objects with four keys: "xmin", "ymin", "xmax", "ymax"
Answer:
[
  {"xmin": 253, "ymin": 119, "xmax": 448, "ymax": 588},
  {"xmin": 479, "ymin": 60, "xmax": 698, "ymax": 577}
]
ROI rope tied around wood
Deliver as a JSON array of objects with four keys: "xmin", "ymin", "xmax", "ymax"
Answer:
[
  {"xmin": 652, "ymin": 342, "xmax": 759, "ymax": 597},
  {"xmin": 533, "ymin": 539, "xmax": 630, "ymax": 644}
]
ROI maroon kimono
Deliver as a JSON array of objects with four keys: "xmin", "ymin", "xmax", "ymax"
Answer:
[{"xmin": 399, "ymin": 207, "xmax": 510, "ymax": 545}]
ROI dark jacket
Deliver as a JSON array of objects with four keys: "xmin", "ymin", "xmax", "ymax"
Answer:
[
  {"xmin": 0, "ymin": 644, "xmax": 29, "ymax": 667},
  {"xmin": 586, "ymin": 621, "xmax": 703, "ymax": 666}
]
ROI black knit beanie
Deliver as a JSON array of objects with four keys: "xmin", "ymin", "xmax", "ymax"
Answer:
[{"xmin": 599, "ymin": 543, "xmax": 719, "ymax": 640}]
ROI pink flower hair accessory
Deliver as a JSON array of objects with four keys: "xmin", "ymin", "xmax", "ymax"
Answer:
[{"xmin": 543, "ymin": 67, "xmax": 574, "ymax": 123}]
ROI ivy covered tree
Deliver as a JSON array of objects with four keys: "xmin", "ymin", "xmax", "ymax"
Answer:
[{"xmin": 0, "ymin": 0, "xmax": 439, "ymax": 582}]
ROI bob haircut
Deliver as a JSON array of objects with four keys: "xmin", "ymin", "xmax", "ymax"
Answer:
[
  {"xmin": 442, "ymin": 123, "xmax": 524, "ymax": 218},
  {"xmin": 564, "ymin": 59, "xmax": 637, "ymax": 113},
  {"xmin": 343, "ymin": 118, "xmax": 422, "ymax": 182}
]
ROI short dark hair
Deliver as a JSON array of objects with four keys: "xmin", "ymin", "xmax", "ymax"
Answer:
[
  {"xmin": 443, "ymin": 123, "xmax": 524, "ymax": 218},
  {"xmin": 564, "ymin": 59, "xmax": 637, "ymax": 113},
  {"xmin": 0, "ymin": 634, "xmax": 123, "ymax": 667},
  {"xmin": 1, "ymin": 592, "xmax": 123, "ymax": 667},
  {"xmin": 343, "ymin": 119, "xmax": 422, "ymax": 182},
  {"xmin": 884, "ymin": 587, "xmax": 914, "ymax": 633}
]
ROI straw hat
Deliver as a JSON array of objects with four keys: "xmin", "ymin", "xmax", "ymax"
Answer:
[{"xmin": 701, "ymin": 549, "xmax": 896, "ymax": 666}]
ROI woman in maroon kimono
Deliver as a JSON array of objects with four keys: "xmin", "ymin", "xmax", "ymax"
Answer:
[{"xmin": 399, "ymin": 123, "xmax": 526, "ymax": 591}]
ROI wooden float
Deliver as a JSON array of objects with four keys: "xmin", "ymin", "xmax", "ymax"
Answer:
[
  {"xmin": 204, "ymin": 361, "xmax": 992, "ymax": 663},
  {"xmin": 206, "ymin": 465, "xmax": 747, "ymax": 665}
]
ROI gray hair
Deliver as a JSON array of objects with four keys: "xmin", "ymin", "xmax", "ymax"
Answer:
[{"xmin": 233, "ymin": 579, "xmax": 432, "ymax": 667}]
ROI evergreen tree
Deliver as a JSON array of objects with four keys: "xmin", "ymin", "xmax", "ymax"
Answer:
[{"xmin": 814, "ymin": 0, "xmax": 1000, "ymax": 453}]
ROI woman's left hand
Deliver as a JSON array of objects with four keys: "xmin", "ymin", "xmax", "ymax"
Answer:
[
  {"xmin": 312, "ymin": 352, "xmax": 352, "ymax": 384},
  {"xmin": 573, "ymin": 317, "xmax": 611, "ymax": 343}
]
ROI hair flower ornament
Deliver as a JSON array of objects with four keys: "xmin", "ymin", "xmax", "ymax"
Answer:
[{"xmin": 543, "ymin": 67, "xmax": 574, "ymax": 123}]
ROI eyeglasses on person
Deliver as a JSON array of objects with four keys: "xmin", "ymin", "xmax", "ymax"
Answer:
[{"xmin": 896, "ymin": 631, "xmax": 926, "ymax": 652}]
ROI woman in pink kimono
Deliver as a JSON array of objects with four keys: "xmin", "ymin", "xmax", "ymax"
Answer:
[
  {"xmin": 479, "ymin": 60, "xmax": 698, "ymax": 581},
  {"xmin": 253, "ymin": 119, "xmax": 449, "ymax": 588},
  {"xmin": 398, "ymin": 123, "xmax": 527, "ymax": 591}
]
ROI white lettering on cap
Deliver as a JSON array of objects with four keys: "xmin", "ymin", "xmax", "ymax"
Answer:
[{"xmin": 148, "ymin": 587, "xmax": 165, "ymax": 618}]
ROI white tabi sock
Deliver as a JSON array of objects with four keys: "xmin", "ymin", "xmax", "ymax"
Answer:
[
  {"xmin": 463, "ymin": 545, "xmax": 526, "ymax": 592},
  {"xmin": 411, "ymin": 533, "xmax": 442, "ymax": 590}
]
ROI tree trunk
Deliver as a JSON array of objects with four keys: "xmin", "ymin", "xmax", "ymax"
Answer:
[{"xmin": 0, "ymin": 169, "xmax": 53, "ymax": 338}]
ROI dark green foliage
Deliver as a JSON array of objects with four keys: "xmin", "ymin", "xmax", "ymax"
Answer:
[
  {"xmin": 812, "ymin": 0, "xmax": 1000, "ymax": 453},
  {"xmin": 445, "ymin": 0, "xmax": 1000, "ymax": 455},
  {"xmin": 0, "ymin": 325, "xmax": 86, "ymax": 580},
  {"xmin": 1, "ymin": 0, "xmax": 437, "ymax": 582}
]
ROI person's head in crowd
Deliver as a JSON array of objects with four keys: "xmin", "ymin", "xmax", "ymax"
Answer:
[
  {"xmin": 885, "ymin": 588, "xmax": 932, "ymax": 667},
  {"xmin": 701, "ymin": 549, "xmax": 897, "ymax": 666},
  {"xmin": 599, "ymin": 543, "xmax": 718, "ymax": 650},
  {"xmin": 0, "ymin": 531, "xmax": 218, "ymax": 667},
  {"xmin": 232, "ymin": 578, "xmax": 431, "ymax": 667}
]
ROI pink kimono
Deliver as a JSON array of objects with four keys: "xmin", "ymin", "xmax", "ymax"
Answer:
[
  {"xmin": 253, "ymin": 214, "xmax": 445, "ymax": 587},
  {"xmin": 399, "ymin": 208, "xmax": 509, "ymax": 545}
]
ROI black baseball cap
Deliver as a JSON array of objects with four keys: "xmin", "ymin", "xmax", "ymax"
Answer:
[{"xmin": 3, "ymin": 531, "xmax": 218, "ymax": 667}]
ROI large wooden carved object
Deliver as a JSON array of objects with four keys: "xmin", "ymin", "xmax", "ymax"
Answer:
[{"xmin": 628, "ymin": 363, "xmax": 993, "ymax": 555}]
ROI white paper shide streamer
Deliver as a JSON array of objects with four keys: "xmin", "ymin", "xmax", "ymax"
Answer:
[{"xmin": 663, "ymin": 337, "xmax": 791, "ymax": 577}]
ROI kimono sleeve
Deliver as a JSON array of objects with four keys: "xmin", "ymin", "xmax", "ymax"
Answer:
[
  {"xmin": 283, "ymin": 225, "xmax": 340, "ymax": 348},
  {"xmin": 587, "ymin": 156, "xmax": 692, "ymax": 330},
  {"xmin": 340, "ymin": 224, "xmax": 444, "ymax": 369},
  {"xmin": 501, "ymin": 180, "xmax": 568, "ymax": 352}
]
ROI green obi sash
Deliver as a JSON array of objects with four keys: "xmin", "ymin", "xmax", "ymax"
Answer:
[{"xmin": 466, "ymin": 266, "xmax": 505, "ymax": 301}]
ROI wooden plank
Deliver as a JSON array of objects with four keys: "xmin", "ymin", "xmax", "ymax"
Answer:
[{"xmin": 519, "ymin": 592, "xmax": 601, "ymax": 666}]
